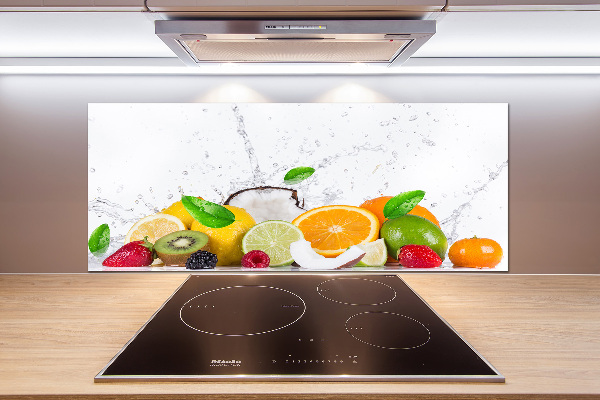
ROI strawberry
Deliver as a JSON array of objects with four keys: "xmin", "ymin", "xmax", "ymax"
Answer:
[
  {"xmin": 397, "ymin": 245, "xmax": 442, "ymax": 268},
  {"xmin": 102, "ymin": 237, "xmax": 155, "ymax": 267}
]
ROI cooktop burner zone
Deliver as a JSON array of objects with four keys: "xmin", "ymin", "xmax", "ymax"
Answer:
[{"xmin": 95, "ymin": 274, "xmax": 504, "ymax": 382}]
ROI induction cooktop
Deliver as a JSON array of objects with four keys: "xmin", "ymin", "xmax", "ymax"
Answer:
[{"xmin": 95, "ymin": 274, "xmax": 504, "ymax": 382}]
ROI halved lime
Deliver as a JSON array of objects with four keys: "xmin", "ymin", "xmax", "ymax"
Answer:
[
  {"xmin": 354, "ymin": 238, "xmax": 388, "ymax": 267},
  {"xmin": 241, "ymin": 220, "xmax": 305, "ymax": 266}
]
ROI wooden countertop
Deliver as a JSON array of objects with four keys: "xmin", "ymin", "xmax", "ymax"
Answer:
[{"xmin": 0, "ymin": 273, "xmax": 598, "ymax": 400}]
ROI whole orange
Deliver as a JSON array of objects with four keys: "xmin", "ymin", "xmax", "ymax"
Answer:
[
  {"xmin": 359, "ymin": 196, "xmax": 440, "ymax": 227},
  {"xmin": 448, "ymin": 237, "xmax": 503, "ymax": 269}
]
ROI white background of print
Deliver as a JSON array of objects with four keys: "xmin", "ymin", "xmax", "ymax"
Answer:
[{"xmin": 88, "ymin": 103, "xmax": 508, "ymax": 271}]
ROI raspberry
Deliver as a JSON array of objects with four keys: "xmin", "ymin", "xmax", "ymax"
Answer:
[
  {"xmin": 241, "ymin": 250, "xmax": 270, "ymax": 269},
  {"xmin": 185, "ymin": 250, "xmax": 218, "ymax": 270},
  {"xmin": 397, "ymin": 245, "xmax": 442, "ymax": 268}
]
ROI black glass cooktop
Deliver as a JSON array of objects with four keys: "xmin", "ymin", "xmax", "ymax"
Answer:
[{"xmin": 95, "ymin": 274, "xmax": 504, "ymax": 382}]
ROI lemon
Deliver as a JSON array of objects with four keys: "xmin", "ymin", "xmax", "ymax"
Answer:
[
  {"xmin": 241, "ymin": 220, "xmax": 305, "ymax": 266},
  {"xmin": 354, "ymin": 238, "xmax": 388, "ymax": 267},
  {"xmin": 125, "ymin": 213, "xmax": 186, "ymax": 244},
  {"xmin": 162, "ymin": 198, "xmax": 203, "ymax": 229},
  {"xmin": 190, "ymin": 205, "xmax": 256, "ymax": 266}
]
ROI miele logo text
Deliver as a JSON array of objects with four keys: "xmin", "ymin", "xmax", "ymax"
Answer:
[{"xmin": 210, "ymin": 359, "xmax": 242, "ymax": 367}]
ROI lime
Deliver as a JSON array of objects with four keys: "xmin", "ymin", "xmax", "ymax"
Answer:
[
  {"xmin": 354, "ymin": 239, "xmax": 388, "ymax": 267},
  {"xmin": 380, "ymin": 215, "xmax": 448, "ymax": 261},
  {"xmin": 241, "ymin": 220, "xmax": 305, "ymax": 266}
]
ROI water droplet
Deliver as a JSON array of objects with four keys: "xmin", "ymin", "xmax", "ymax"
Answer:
[
  {"xmin": 431, "ymin": 203, "xmax": 437, "ymax": 207},
  {"xmin": 137, "ymin": 194, "xmax": 143, "ymax": 199},
  {"xmin": 167, "ymin": 194, "xmax": 173, "ymax": 200},
  {"xmin": 409, "ymin": 115, "xmax": 418, "ymax": 121},
  {"xmin": 89, "ymin": 168, "xmax": 95, "ymax": 173},
  {"xmin": 135, "ymin": 200, "xmax": 139, "ymax": 204},
  {"xmin": 422, "ymin": 138, "xmax": 436, "ymax": 147},
  {"xmin": 273, "ymin": 163, "xmax": 279, "ymax": 167},
  {"xmin": 406, "ymin": 143, "xmax": 410, "ymax": 147},
  {"xmin": 149, "ymin": 187, "xmax": 153, "ymax": 193},
  {"xmin": 392, "ymin": 151, "xmax": 398, "ymax": 158},
  {"xmin": 182, "ymin": 171, "xmax": 188, "ymax": 175},
  {"xmin": 344, "ymin": 169, "xmax": 348, "ymax": 173}
]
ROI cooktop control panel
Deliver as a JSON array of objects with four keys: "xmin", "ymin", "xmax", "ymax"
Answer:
[{"xmin": 96, "ymin": 274, "xmax": 503, "ymax": 382}]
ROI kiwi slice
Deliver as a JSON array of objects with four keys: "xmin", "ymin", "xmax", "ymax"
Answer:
[{"xmin": 155, "ymin": 230, "xmax": 210, "ymax": 266}]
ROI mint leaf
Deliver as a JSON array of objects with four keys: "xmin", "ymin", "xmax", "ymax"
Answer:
[
  {"xmin": 88, "ymin": 223, "xmax": 110, "ymax": 254},
  {"xmin": 181, "ymin": 196, "xmax": 235, "ymax": 228},
  {"xmin": 383, "ymin": 190, "xmax": 426, "ymax": 220},
  {"xmin": 284, "ymin": 167, "xmax": 315, "ymax": 185}
]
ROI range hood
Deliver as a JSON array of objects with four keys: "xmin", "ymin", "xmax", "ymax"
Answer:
[{"xmin": 155, "ymin": 20, "xmax": 435, "ymax": 67}]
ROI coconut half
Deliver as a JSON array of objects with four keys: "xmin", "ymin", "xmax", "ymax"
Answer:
[
  {"xmin": 289, "ymin": 239, "xmax": 366, "ymax": 270},
  {"xmin": 224, "ymin": 186, "xmax": 305, "ymax": 223}
]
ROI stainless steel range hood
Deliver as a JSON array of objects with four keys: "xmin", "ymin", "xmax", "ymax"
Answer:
[{"xmin": 155, "ymin": 20, "xmax": 435, "ymax": 67}]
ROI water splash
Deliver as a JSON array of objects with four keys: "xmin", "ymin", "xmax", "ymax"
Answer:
[
  {"xmin": 441, "ymin": 160, "xmax": 508, "ymax": 243},
  {"xmin": 422, "ymin": 138, "xmax": 436, "ymax": 147},
  {"xmin": 88, "ymin": 198, "xmax": 138, "ymax": 226},
  {"xmin": 232, "ymin": 105, "xmax": 265, "ymax": 186},
  {"xmin": 313, "ymin": 143, "xmax": 386, "ymax": 170}
]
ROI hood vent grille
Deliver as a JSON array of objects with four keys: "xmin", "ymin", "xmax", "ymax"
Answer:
[
  {"xmin": 156, "ymin": 20, "xmax": 435, "ymax": 67},
  {"xmin": 182, "ymin": 39, "xmax": 411, "ymax": 63}
]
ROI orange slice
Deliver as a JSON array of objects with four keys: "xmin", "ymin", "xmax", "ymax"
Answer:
[
  {"xmin": 292, "ymin": 205, "xmax": 380, "ymax": 257},
  {"xmin": 125, "ymin": 213, "xmax": 186, "ymax": 244}
]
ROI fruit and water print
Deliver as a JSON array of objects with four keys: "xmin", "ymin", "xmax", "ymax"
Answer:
[{"xmin": 88, "ymin": 103, "xmax": 508, "ymax": 271}]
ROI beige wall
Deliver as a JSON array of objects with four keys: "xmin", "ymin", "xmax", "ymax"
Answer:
[{"xmin": 0, "ymin": 73, "xmax": 599, "ymax": 274}]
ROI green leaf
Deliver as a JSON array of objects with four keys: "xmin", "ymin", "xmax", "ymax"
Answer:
[
  {"xmin": 383, "ymin": 190, "xmax": 426, "ymax": 220},
  {"xmin": 88, "ymin": 223, "xmax": 110, "ymax": 254},
  {"xmin": 181, "ymin": 196, "xmax": 235, "ymax": 229},
  {"xmin": 284, "ymin": 167, "xmax": 315, "ymax": 185}
]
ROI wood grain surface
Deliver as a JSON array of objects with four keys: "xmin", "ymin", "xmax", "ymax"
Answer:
[{"xmin": 0, "ymin": 273, "xmax": 598, "ymax": 400}]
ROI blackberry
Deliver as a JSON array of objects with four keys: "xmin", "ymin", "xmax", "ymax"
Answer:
[{"xmin": 185, "ymin": 250, "xmax": 218, "ymax": 270}]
